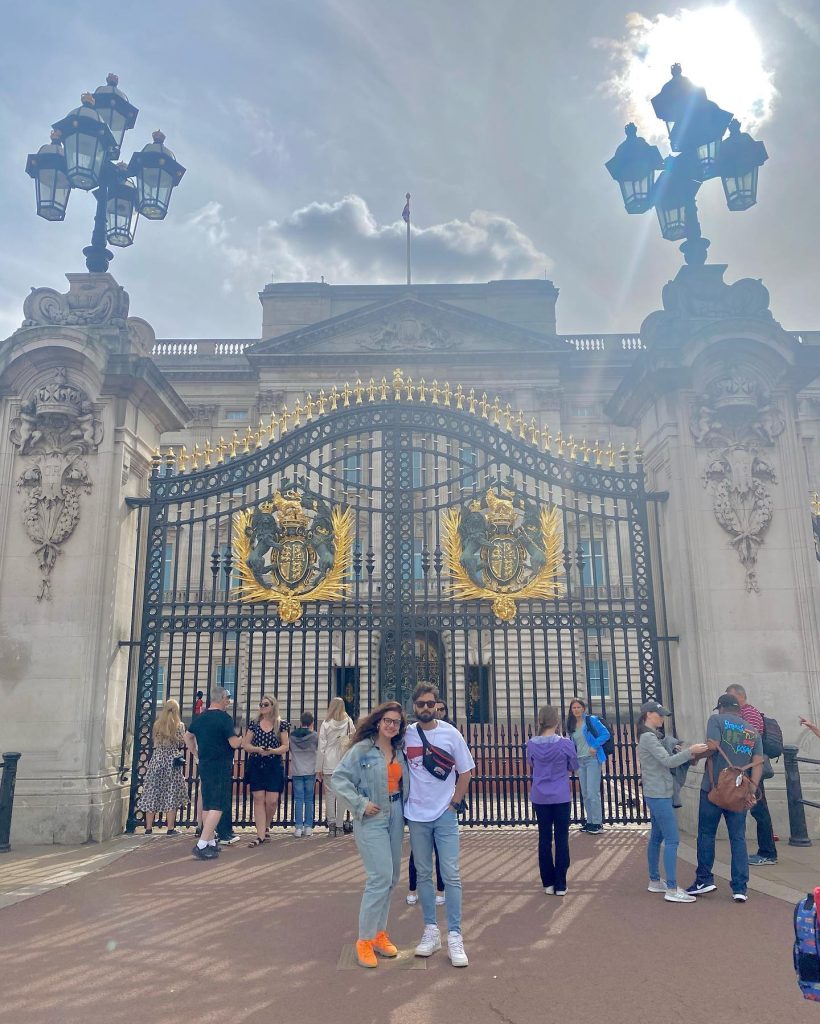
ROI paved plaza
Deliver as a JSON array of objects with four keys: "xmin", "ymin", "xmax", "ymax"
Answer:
[{"xmin": 0, "ymin": 828, "xmax": 815, "ymax": 1024}]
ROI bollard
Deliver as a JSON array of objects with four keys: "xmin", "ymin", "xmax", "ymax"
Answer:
[
  {"xmin": 784, "ymin": 745, "xmax": 813, "ymax": 848},
  {"xmin": 0, "ymin": 752, "xmax": 22, "ymax": 853}
]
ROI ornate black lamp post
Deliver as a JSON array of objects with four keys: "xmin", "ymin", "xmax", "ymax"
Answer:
[
  {"xmin": 25, "ymin": 74, "xmax": 186, "ymax": 273},
  {"xmin": 605, "ymin": 64, "xmax": 768, "ymax": 265}
]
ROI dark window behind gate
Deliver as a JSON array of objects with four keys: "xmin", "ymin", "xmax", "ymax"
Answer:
[{"xmin": 124, "ymin": 378, "xmax": 664, "ymax": 829}]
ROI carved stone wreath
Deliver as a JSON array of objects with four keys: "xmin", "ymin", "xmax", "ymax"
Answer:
[
  {"xmin": 690, "ymin": 367, "xmax": 784, "ymax": 592},
  {"xmin": 9, "ymin": 368, "xmax": 103, "ymax": 600}
]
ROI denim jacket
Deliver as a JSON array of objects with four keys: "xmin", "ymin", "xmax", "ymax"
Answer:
[{"xmin": 330, "ymin": 739, "xmax": 410, "ymax": 821}]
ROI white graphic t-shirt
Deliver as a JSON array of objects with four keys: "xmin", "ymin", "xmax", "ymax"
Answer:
[{"xmin": 403, "ymin": 721, "xmax": 476, "ymax": 822}]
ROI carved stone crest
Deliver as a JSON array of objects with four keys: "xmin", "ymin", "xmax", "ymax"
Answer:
[
  {"xmin": 690, "ymin": 368, "xmax": 784, "ymax": 592},
  {"xmin": 22, "ymin": 273, "xmax": 130, "ymax": 328},
  {"xmin": 361, "ymin": 316, "xmax": 455, "ymax": 352},
  {"xmin": 9, "ymin": 367, "xmax": 104, "ymax": 600}
]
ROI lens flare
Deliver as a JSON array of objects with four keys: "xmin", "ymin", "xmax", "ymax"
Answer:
[{"xmin": 607, "ymin": 4, "xmax": 775, "ymax": 141}]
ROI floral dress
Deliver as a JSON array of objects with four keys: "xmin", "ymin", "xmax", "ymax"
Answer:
[
  {"xmin": 245, "ymin": 720, "xmax": 288, "ymax": 793},
  {"xmin": 137, "ymin": 723, "xmax": 188, "ymax": 811}
]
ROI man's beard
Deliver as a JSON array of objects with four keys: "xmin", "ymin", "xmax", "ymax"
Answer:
[{"xmin": 416, "ymin": 710, "xmax": 435, "ymax": 723}]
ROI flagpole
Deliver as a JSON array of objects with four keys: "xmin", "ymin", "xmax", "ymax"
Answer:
[{"xmin": 405, "ymin": 192, "xmax": 411, "ymax": 285}]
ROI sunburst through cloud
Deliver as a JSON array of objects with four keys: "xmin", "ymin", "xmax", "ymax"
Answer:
[{"xmin": 605, "ymin": 4, "xmax": 776, "ymax": 141}]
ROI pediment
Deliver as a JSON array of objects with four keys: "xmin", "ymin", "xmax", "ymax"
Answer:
[{"xmin": 246, "ymin": 297, "xmax": 566, "ymax": 359}]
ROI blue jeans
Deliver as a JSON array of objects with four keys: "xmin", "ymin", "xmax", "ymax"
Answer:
[
  {"xmin": 407, "ymin": 809, "xmax": 463, "ymax": 934},
  {"xmin": 353, "ymin": 798, "xmax": 404, "ymax": 940},
  {"xmin": 695, "ymin": 789, "xmax": 749, "ymax": 894},
  {"xmin": 577, "ymin": 756, "xmax": 603, "ymax": 825},
  {"xmin": 645, "ymin": 796, "xmax": 680, "ymax": 889},
  {"xmin": 292, "ymin": 774, "xmax": 316, "ymax": 829}
]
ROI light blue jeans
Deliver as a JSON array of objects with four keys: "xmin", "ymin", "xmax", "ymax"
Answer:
[
  {"xmin": 353, "ymin": 798, "xmax": 404, "ymax": 940},
  {"xmin": 292, "ymin": 774, "xmax": 316, "ymax": 829},
  {"xmin": 407, "ymin": 809, "xmax": 463, "ymax": 934},
  {"xmin": 645, "ymin": 796, "xmax": 680, "ymax": 889},
  {"xmin": 577, "ymin": 756, "xmax": 603, "ymax": 826}
]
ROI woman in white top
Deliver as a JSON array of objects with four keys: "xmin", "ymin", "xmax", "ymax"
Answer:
[{"xmin": 317, "ymin": 697, "xmax": 355, "ymax": 836}]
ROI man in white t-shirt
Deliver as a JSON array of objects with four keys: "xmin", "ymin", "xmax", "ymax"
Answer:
[{"xmin": 404, "ymin": 681, "xmax": 475, "ymax": 967}]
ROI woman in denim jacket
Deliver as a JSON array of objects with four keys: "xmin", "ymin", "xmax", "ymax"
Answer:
[
  {"xmin": 331, "ymin": 701, "xmax": 410, "ymax": 969},
  {"xmin": 566, "ymin": 696, "xmax": 611, "ymax": 834}
]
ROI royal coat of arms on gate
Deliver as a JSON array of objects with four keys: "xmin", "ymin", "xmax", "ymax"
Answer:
[
  {"xmin": 442, "ymin": 487, "xmax": 564, "ymax": 622},
  {"xmin": 232, "ymin": 488, "xmax": 354, "ymax": 623}
]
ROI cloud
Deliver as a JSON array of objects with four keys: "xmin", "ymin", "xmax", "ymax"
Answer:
[
  {"xmin": 186, "ymin": 194, "xmax": 551, "ymax": 287},
  {"xmin": 776, "ymin": 0, "xmax": 820, "ymax": 46},
  {"xmin": 597, "ymin": 6, "xmax": 776, "ymax": 141}
]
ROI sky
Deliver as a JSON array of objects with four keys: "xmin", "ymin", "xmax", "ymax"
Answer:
[{"xmin": 2, "ymin": 0, "xmax": 819, "ymax": 341}]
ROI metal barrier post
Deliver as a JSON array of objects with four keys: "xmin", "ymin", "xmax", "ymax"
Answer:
[
  {"xmin": 0, "ymin": 752, "xmax": 22, "ymax": 853},
  {"xmin": 784, "ymin": 745, "xmax": 812, "ymax": 847}
]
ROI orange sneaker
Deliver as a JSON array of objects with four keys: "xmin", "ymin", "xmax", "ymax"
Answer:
[
  {"xmin": 372, "ymin": 931, "xmax": 398, "ymax": 958},
  {"xmin": 355, "ymin": 939, "xmax": 378, "ymax": 968}
]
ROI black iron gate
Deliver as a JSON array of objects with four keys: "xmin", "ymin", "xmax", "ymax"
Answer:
[{"xmin": 125, "ymin": 372, "xmax": 663, "ymax": 828}]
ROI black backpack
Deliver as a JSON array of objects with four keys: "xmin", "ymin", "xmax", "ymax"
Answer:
[
  {"xmin": 762, "ymin": 715, "xmax": 783, "ymax": 759},
  {"xmin": 587, "ymin": 714, "xmax": 615, "ymax": 758}
]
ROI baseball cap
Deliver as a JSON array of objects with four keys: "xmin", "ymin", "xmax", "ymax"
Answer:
[
  {"xmin": 714, "ymin": 694, "xmax": 741, "ymax": 711},
  {"xmin": 639, "ymin": 700, "xmax": 672, "ymax": 716}
]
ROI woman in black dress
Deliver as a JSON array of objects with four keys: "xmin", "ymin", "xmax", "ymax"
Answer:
[{"xmin": 242, "ymin": 695, "xmax": 289, "ymax": 846}]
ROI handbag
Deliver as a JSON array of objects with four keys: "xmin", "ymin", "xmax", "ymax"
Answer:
[
  {"xmin": 706, "ymin": 746, "xmax": 758, "ymax": 812},
  {"xmin": 173, "ymin": 753, "xmax": 186, "ymax": 769},
  {"xmin": 417, "ymin": 725, "xmax": 456, "ymax": 782}
]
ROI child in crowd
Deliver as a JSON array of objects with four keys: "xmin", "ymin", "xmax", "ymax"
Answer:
[{"xmin": 290, "ymin": 712, "xmax": 320, "ymax": 837}]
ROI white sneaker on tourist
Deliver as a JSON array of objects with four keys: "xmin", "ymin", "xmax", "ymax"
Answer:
[
  {"xmin": 664, "ymin": 888, "xmax": 697, "ymax": 903},
  {"xmin": 647, "ymin": 880, "xmax": 667, "ymax": 893},
  {"xmin": 293, "ymin": 827, "xmax": 303, "ymax": 838},
  {"xmin": 414, "ymin": 924, "xmax": 441, "ymax": 957},
  {"xmin": 406, "ymin": 892, "xmax": 419, "ymax": 905},
  {"xmin": 303, "ymin": 827, "xmax": 313, "ymax": 837},
  {"xmin": 435, "ymin": 893, "xmax": 446, "ymax": 905},
  {"xmin": 543, "ymin": 886, "xmax": 555, "ymax": 895},
  {"xmin": 555, "ymin": 888, "xmax": 567, "ymax": 896},
  {"xmin": 447, "ymin": 931, "xmax": 469, "ymax": 967}
]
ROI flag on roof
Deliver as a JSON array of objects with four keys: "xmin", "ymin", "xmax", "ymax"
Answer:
[{"xmin": 402, "ymin": 196, "xmax": 410, "ymax": 223}]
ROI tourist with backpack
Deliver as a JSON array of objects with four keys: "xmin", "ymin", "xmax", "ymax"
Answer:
[
  {"xmin": 636, "ymin": 701, "xmax": 708, "ymax": 903},
  {"xmin": 565, "ymin": 697, "xmax": 611, "ymax": 834},
  {"xmin": 725, "ymin": 685, "xmax": 780, "ymax": 866},
  {"xmin": 686, "ymin": 693, "xmax": 764, "ymax": 902}
]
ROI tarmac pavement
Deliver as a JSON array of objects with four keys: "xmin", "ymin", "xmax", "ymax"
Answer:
[{"xmin": 0, "ymin": 827, "xmax": 816, "ymax": 1024}]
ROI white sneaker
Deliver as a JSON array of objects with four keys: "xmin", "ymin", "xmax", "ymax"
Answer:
[
  {"xmin": 555, "ymin": 889, "xmax": 567, "ymax": 896},
  {"xmin": 303, "ymin": 827, "xmax": 313, "ymax": 837},
  {"xmin": 414, "ymin": 925, "xmax": 441, "ymax": 957},
  {"xmin": 647, "ymin": 880, "xmax": 667, "ymax": 893},
  {"xmin": 447, "ymin": 931, "xmax": 469, "ymax": 967},
  {"xmin": 293, "ymin": 828, "xmax": 303, "ymax": 838},
  {"xmin": 664, "ymin": 888, "xmax": 697, "ymax": 903},
  {"xmin": 733, "ymin": 892, "xmax": 748, "ymax": 903},
  {"xmin": 435, "ymin": 893, "xmax": 446, "ymax": 905},
  {"xmin": 543, "ymin": 886, "xmax": 555, "ymax": 895},
  {"xmin": 406, "ymin": 892, "xmax": 419, "ymax": 905}
]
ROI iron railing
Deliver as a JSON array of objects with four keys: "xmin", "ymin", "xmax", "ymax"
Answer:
[
  {"xmin": 784, "ymin": 745, "xmax": 819, "ymax": 847},
  {"xmin": 0, "ymin": 752, "xmax": 21, "ymax": 853}
]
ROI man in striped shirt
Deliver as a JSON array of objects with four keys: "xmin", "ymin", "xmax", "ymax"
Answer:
[{"xmin": 725, "ymin": 685, "xmax": 777, "ymax": 865}]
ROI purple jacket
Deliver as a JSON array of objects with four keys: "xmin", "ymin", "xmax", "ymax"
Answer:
[{"xmin": 527, "ymin": 735, "xmax": 579, "ymax": 804}]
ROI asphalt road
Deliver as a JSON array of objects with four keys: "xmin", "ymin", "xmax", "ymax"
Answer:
[{"xmin": 0, "ymin": 828, "xmax": 813, "ymax": 1024}]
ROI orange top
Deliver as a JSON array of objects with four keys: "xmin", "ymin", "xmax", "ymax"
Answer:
[{"xmin": 387, "ymin": 761, "xmax": 403, "ymax": 794}]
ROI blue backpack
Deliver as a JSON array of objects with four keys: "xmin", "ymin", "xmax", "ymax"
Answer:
[{"xmin": 794, "ymin": 890, "xmax": 820, "ymax": 1002}]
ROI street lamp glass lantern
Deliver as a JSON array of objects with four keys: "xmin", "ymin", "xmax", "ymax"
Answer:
[
  {"xmin": 52, "ymin": 94, "xmax": 117, "ymax": 190},
  {"xmin": 718, "ymin": 119, "xmax": 768, "ymax": 211},
  {"xmin": 93, "ymin": 74, "xmax": 139, "ymax": 153},
  {"xmin": 128, "ymin": 131, "xmax": 186, "ymax": 220},
  {"xmin": 605, "ymin": 124, "xmax": 664, "ymax": 214},
  {"xmin": 652, "ymin": 159, "xmax": 701, "ymax": 242},
  {"xmin": 25, "ymin": 132, "xmax": 71, "ymax": 221},
  {"xmin": 105, "ymin": 173, "xmax": 139, "ymax": 247}
]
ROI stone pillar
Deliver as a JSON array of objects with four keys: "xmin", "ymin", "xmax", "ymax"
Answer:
[
  {"xmin": 0, "ymin": 273, "xmax": 188, "ymax": 844},
  {"xmin": 609, "ymin": 264, "xmax": 820, "ymax": 834}
]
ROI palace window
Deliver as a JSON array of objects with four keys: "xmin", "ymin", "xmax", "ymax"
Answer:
[
  {"xmin": 412, "ymin": 450, "xmax": 423, "ymax": 488},
  {"xmin": 580, "ymin": 538, "xmax": 606, "ymax": 588},
  {"xmin": 587, "ymin": 660, "xmax": 610, "ymax": 699},
  {"xmin": 215, "ymin": 663, "xmax": 236, "ymax": 697},
  {"xmin": 163, "ymin": 543, "xmax": 174, "ymax": 595},
  {"xmin": 343, "ymin": 452, "xmax": 361, "ymax": 486},
  {"xmin": 224, "ymin": 409, "xmax": 247, "ymax": 421},
  {"xmin": 462, "ymin": 446, "xmax": 477, "ymax": 489}
]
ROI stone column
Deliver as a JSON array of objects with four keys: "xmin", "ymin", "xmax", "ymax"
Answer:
[
  {"xmin": 0, "ymin": 273, "xmax": 188, "ymax": 844},
  {"xmin": 609, "ymin": 264, "xmax": 820, "ymax": 834}
]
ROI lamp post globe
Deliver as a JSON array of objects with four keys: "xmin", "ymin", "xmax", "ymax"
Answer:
[
  {"xmin": 605, "ymin": 123, "xmax": 664, "ymax": 215},
  {"xmin": 92, "ymin": 73, "xmax": 139, "ymax": 153},
  {"xmin": 51, "ymin": 94, "xmax": 117, "ymax": 191},
  {"xmin": 104, "ymin": 166, "xmax": 139, "ymax": 247},
  {"xmin": 718, "ymin": 119, "xmax": 768, "ymax": 211},
  {"xmin": 25, "ymin": 131, "xmax": 72, "ymax": 222},
  {"xmin": 128, "ymin": 131, "xmax": 186, "ymax": 221}
]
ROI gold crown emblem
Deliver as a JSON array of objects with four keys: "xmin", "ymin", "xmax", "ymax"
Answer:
[
  {"xmin": 274, "ymin": 489, "xmax": 310, "ymax": 528},
  {"xmin": 484, "ymin": 488, "xmax": 517, "ymax": 529}
]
